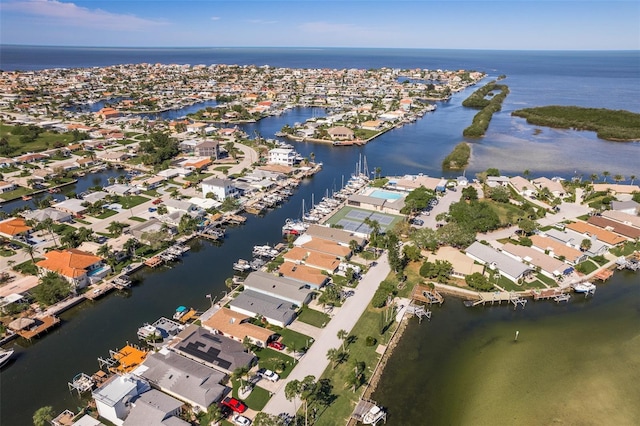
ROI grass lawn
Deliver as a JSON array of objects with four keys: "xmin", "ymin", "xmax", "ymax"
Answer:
[
  {"xmin": 0, "ymin": 186, "xmax": 31, "ymax": 201},
  {"xmin": 536, "ymin": 273, "xmax": 558, "ymax": 287},
  {"xmin": 313, "ymin": 307, "xmax": 398, "ymax": 426},
  {"xmin": 279, "ymin": 328, "xmax": 313, "ymax": 352},
  {"xmin": 486, "ymin": 200, "xmax": 528, "ymax": 225},
  {"xmin": 75, "ymin": 218, "xmax": 91, "ymax": 225},
  {"xmin": 120, "ymin": 195, "xmax": 150, "ymax": 209},
  {"xmin": 129, "ymin": 216, "xmax": 146, "ymax": 222},
  {"xmin": 244, "ymin": 386, "xmax": 270, "ymax": 411},
  {"xmin": 95, "ymin": 209, "xmax": 118, "ymax": 219},
  {"xmin": 254, "ymin": 347, "xmax": 297, "ymax": 379},
  {"xmin": 611, "ymin": 241, "xmax": 640, "ymax": 257},
  {"xmin": 0, "ymin": 248, "xmax": 16, "ymax": 257},
  {"xmin": 0, "ymin": 123, "xmax": 75, "ymax": 155},
  {"xmin": 142, "ymin": 189, "xmax": 160, "ymax": 197},
  {"xmin": 576, "ymin": 259, "xmax": 599, "ymax": 275},
  {"xmin": 297, "ymin": 306, "xmax": 331, "ymax": 328}
]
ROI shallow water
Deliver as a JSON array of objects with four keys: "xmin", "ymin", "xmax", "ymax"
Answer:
[{"xmin": 373, "ymin": 272, "xmax": 640, "ymax": 425}]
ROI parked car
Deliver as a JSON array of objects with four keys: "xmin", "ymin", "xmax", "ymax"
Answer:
[
  {"xmin": 222, "ymin": 397, "xmax": 247, "ymax": 413},
  {"xmin": 152, "ymin": 198, "xmax": 163, "ymax": 205},
  {"xmin": 257, "ymin": 368, "xmax": 279, "ymax": 382},
  {"xmin": 410, "ymin": 218, "xmax": 424, "ymax": 226},
  {"xmin": 268, "ymin": 341, "xmax": 285, "ymax": 351},
  {"xmin": 231, "ymin": 414, "xmax": 252, "ymax": 426}
]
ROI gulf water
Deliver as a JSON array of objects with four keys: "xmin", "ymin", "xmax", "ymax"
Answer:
[{"xmin": 0, "ymin": 47, "xmax": 638, "ymax": 425}]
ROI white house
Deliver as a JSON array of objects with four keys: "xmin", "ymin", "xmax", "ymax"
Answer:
[
  {"xmin": 201, "ymin": 177, "xmax": 238, "ymax": 201},
  {"xmin": 92, "ymin": 374, "xmax": 151, "ymax": 426},
  {"xmin": 268, "ymin": 148, "xmax": 297, "ymax": 166}
]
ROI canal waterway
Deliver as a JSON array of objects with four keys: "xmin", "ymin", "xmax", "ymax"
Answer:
[{"xmin": 1, "ymin": 49, "xmax": 639, "ymax": 424}]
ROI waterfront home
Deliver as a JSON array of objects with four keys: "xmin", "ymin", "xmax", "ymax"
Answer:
[
  {"xmin": 529, "ymin": 235, "xmax": 587, "ymax": 265},
  {"xmin": 486, "ymin": 176, "xmax": 510, "ymax": 188},
  {"xmin": 0, "ymin": 217, "xmax": 32, "ymax": 240},
  {"xmin": 82, "ymin": 190, "xmax": 110, "ymax": 204},
  {"xmin": 194, "ymin": 140, "xmax": 220, "ymax": 159},
  {"xmin": 277, "ymin": 262, "xmax": 329, "ymax": 289},
  {"xmin": 157, "ymin": 168, "xmax": 193, "ymax": 179},
  {"xmin": 229, "ymin": 290, "xmax": 297, "ymax": 328},
  {"xmin": 532, "ymin": 177, "xmax": 565, "ymax": 198},
  {"xmin": 305, "ymin": 224, "xmax": 366, "ymax": 248},
  {"xmin": 543, "ymin": 228, "xmax": 608, "ymax": 256},
  {"xmin": 509, "ymin": 176, "xmax": 535, "ymax": 197},
  {"xmin": 387, "ymin": 174, "xmax": 441, "ymax": 192},
  {"xmin": 52, "ymin": 198, "xmax": 88, "ymax": 217},
  {"xmin": 268, "ymin": 148, "xmax": 298, "ymax": 166},
  {"xmin": 171, "ymin": 325, "xmax": 256, "ymax": 375},
  {"xmin": 0, "ymin": 181, "xmax": 16, "ymax": 193},
  {"xmin": 95, "ymin": 107, "xmax": 121, "ymax": 120},
  {"xmin": 327, "ymin": 126, "xmax": 355, "ymax": 141},
  {"xmin": 131, "ymin": 175, "xmax": 165, "ymax": 191},
  {"xmin": 588, "ymin": 215, "xmax": 640, "ymax": 240},
  {"xmin": 98, "ymin": 151, "xmax": 130, "ymax": 163},
  {"xmin": 103, "ymin": 184, "xmax": 137, "ymax": 196},
  {"xmin": 202, "ymin": 307, "xmax": 276, "ymax": 348},
  {"xmin": 294, "ymin": 235, "xmax": 352, "ymax": 259},
  {"xmin": 133, "ymin": 349, "xmax": 227, "ymax": 412},
  {"xmin": 360, "ymin": 120, "xmax": 383, "ymax": 131},
  {"xmin": 592, "ymin": 183, "xmax": 640, "ymax": 194},
  {"xmin": 565, "ymin": 221, "xmax": 627, "ymax": 247},
  {"xmin": 465, "ymin": 241, "xmax": 533, "ymax": 283},
  {"xmin": 23, "ymin": 207, "xmax": 72, "ymax": 223},
  {"xmin": 92, "ymin": 373, "xmax": 151, "ymax": 426},
  {"xmin": 347, "ymin": 194, "xmax": 405, "ymax": 215},
  {"xmin": 602, "ymin": 210, "xmax": 640, "ymax": 229},
  {"xmin": 243, "ymin": 270, "xmax": 315, "ymax": 306},
  {"xmin": 163, "ymin": 199, "xmax": 202, "ymax": 217},
  {"xmin": 128, "ymin": 219, "xmax": 171, "ymax": 244},
  {"xmin": 283, "ymin": 247, "xmax": 340, "ymax": 275},
  {"xmin": 123, "ymin": 389, "xmax": 189, "ymax": 426},
  {"xmin": 36, "ymin": 248, "xmax": 110, "ymax": 289},
  {"xmin": 201, "ymin": 177, "xmax": 238, "ymax": 201},
  {"xmin": 426, "ymin": 246, "xmax": 484, "ymax": 279},
  {"xmin": 500, "ymin": 243, "xmax": 573, "ymax": 279}
]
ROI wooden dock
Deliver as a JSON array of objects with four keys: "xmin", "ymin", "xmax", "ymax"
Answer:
[
  {"xmin": 411, "ymin": 284, "xmax": 444, "ymax": 305},
  {"xmin": 531, "ymin": 288, "xmax": 568, "ymax": 301},
  {"xmin": 17, "ymin": 315, "xmax": 61, "ymax": 340},
  {"xmin": 593, "ymin": 269, "xmax": 614, "ymax": 281},
  {"xmin": 470, "ymin": 291, "xmax": 527, "ymax": 309},
  {"xmin": 144, "ymin": 256, "xmax": 163, "ymax": 268}
]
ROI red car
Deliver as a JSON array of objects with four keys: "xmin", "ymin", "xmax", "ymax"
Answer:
[
  {"xmin": 222, "ymin": 397, "xmax": 247, "ymax": 413},
  {"xmin": 152, "ymin": 198, "xmax": 163, "ymax": 205},
  {"xmin": 268, "ymin": 341, "xmax": 285, "ymax": 351}
]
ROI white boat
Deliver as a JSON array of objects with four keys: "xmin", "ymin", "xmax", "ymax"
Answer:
[
  {"xmin": 282, "ymin": 218, "xmax": 308, "ymax": 236},
  {"xmin": 137, "ymin": 324, "xmax": 160, "ymax": 340},
  {"xmin": 173, "ymin": 305, "xmax": 189, "ymax": 320},
  {"xmin": 573, "ymin": 282, "xmax": 596, "ymax": 293},
  {"xmin": 362, "ymin": 405, "xmax": 385, "ymax": 424},
  {"xmin": 0, "ymin": 348, "xmax": 14, "ymax": 368},
  {"xmin": 233, "ymin": 259, "xmax": 252, "ymax": 272}
]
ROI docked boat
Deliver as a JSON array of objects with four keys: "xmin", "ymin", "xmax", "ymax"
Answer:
[
  {"xmin": 252, "ymin": 245, "xmax": 279, "ymax": 259},
  {"xmin": 233, "ymin": 259, "xmax": 252, "ymax": 272},
  {"xmin": 137, "ymin": 324, "xmax": 160, "ymax": 340},
  {"xmin": 573, "ymin": 282, "xmax": 596, "ymax": 293},
  {"xmin": 21, "ymin": 195, "xmax": 33, "ymax": 201},
  {"xmin": 282, "ymin": 218, "xmax": 308, "ymax": 236},
  {"xmin": 173, "ymin": 305, "xmax": 189, "ymax": 321},
  {"xmin": 362, "ymin": 405, "xmax": 385, "ymax": 424},
  {"xmin": 0, "ymin": 348, "xmax": 15, "ymax": 368}
]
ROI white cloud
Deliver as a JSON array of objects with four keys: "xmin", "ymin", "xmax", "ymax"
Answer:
[
  {"xmin": 210, "ymin": 16, "xmax": 221, "ymax": 21},
  {"xmin": 1, "ymin": 0, "xmax": 167, "ymax": 31}
]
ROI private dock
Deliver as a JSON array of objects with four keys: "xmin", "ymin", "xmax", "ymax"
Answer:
[
  {"xmin": 350, "ymin": 399, "xmax": 387, "ymax": 425},
  {"xmin": 593, "ymin": 269, "xmax": 614, "ymax": 281},
  {"xmin": 144, "ymin": 256, "xmax": 163, "ymax": 268},
  {"xmin": 469, "ymin": 291, "xmax": 527, "ymax": 309},
  {"xmin": 411, "ymin": 283, "xmax": 444, "ymax": 305},
  {"xmin": 405, "ymin": 304, "xmax": 432, "ymax": 323},
  {"xmin": 16, "ymin": 315, "xmax": 61, "ymax": 340},
  {"xmin": 531, "ymin": 288, "xmax": 568, "ymax": 301},
  {"xmin": 68, "ymin": 372, "xmax": 95, "ymax": 396}
]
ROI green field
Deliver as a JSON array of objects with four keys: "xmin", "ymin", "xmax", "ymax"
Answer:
[{"xmin": 0, "ymin": 123, "xmax": 76, "ymax": 155}]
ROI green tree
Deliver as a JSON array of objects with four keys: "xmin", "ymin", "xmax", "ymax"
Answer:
[
  {"xmin": 123, "ymin": 238, "xmax": 138, "ymax": 258},
  {"xmin": 345, "ymin": 360, "xmax": 366, "ymax": 392},
  {"xmin": 410, "ymin": 228, "xmax": 439, "ymax": 252},
  {"xmin": 613, "ymin": 174, "xmax": 624, "ymax": 184},
  {"xmin": 31, "ymin": 271, "xmax": 72, "ymax": 306},
  {"xmin": 232, "ymin": 366, "xmax": 250, "ymax": 393},
  {"xmin": 253, "ymin": 412, "xmax": 289, "ymax": 426},
  {"xmin": 337, "ymin": 329, "xmax": 348, "ymax": 351},
  {"xmin": 23, "ymin": 244, "xmax": 37, "ymax": 265},
  {"xmin": 466, "ymin": 272, "xmax": 494, "ymax": 291},
  {"xmin": 518, "ymin": 218, "xmax": 538, "ymax": 235},
  {"xmin": 461, "ymin": 185, "xmax": 478, "ymax": 201},
  {"xmin": 487, "ymin": 185, "xmax": 510, "ymax": 203},
  {"xmin": 402, "ymin": 244, "xmax": 422, "ymax": 262},
  {"xmin": 33, "ymin": 406, "xmax": 55, "ymax": 426},
  {"xmin": 602, "ymin": 170, "xmax": 610, "ymax": 182},
  {"xmin": 580, "ymin": 238, "xmax": 592, "ymax": 252}
]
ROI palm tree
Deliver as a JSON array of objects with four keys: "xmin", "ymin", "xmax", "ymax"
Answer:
[
  {"xmin": 123, "ymin": 238, "xmax": 138, "ymax": 258},
  {"xmin": 630, "ymin": 175, "xmax": 636, "ymax": 185},
  {"xmin": 590, "ymin": 173, "xmax": 598, "ymax": 184},
  {"xmin": 96, "ymin": 243, "xmax": 112, "ymax": 261},
  {"xmin": 375, "ymin": 166, "xmax": 382, "ymax": 179},
  {"xmin": 613, "ymin": 174, "xmax": 624, "ymax": 184},
  {"xmin": 285, "ymin": 380, "xmax": 302, "ymax": 423},
  {"xmin": 232, "ymin": 366, "xmax": 250, "ymax": 393},
  {"xmin": 23, "ymin": 244, "xmax": 37, "ymax": 265},
  {"xmin": 602, "ymin": 171, "xmax": 610, "ymax": 182},
  {"xmin": 41, "ymin": 218, "xmax": 58, "ymax": 246},
  {"xmin": 337, "ymin": 329, "xmax": 348, "ymax": 351},
  {"xmin": 523, "ymin": 169, "xmax": 530, "ymax": 179},
  {"xmin": 326, "ymin": 348, "xmax": 340, "ymax": 368}
]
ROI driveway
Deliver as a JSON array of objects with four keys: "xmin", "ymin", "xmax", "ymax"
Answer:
[{"xmin": 262, "ymin": 253, "xmax": 391, "ymax": 417}]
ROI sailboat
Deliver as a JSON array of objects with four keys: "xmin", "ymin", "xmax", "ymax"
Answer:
[{"xmin": 282, "ymin": 199, "xmax": 310, "ymax": 236}]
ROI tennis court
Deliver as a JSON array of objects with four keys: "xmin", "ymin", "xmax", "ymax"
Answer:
[{"xmin": 326, "ymin": 206, "xmax": 403, "ymax": 234}]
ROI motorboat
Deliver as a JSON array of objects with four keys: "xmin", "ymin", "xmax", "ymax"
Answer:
[
  {"xmin": 233, "ymin": 259, "xmax": 252, "ymax": 272},
  {"xmin": 362, "ymin": 405, "xmax": 385, "ymax": 424},
  {"xmin": 0, "ymin": 348, "xmax": 15, "ymax": 368},
  {"xmin": 573, "ymin": 282, "xmax": 596, "ymax": 293},
  {"xmin": 173, "ymin": 305, "xmax": 189, "ymax": 321},
  {"xmin": 282, "ymin": 219, "xmax": 308, "ymax": 236}
]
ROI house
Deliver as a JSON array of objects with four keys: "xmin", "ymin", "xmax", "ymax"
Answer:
[
  {"xmin": 132, "ymin": 175, "xmax": 165, "ymax": 191},
  {"xmin": 202, "ymin": 307, "xmax": 276, "ymax": 348},
  {"xmin": 99, "ymin": 151, "xmax": 130, "ymax": 163},
  {"xmin": 36, "ymin": 248, "xmax": 110, "ymax": 289},
  {"xmin": 52, "ymin": 198, "xmax": 88, "ymax": 217},
  {"xmin": 268, "ymin": 148, "xmax": 298, "ymax": 166},
  {"xmin": 544, "ymin": 228, "xmax": 609, "ymax": 256},
  {"xmin": 305, "ymin": 224, "xmax": 366, "ymax": 248},
  {"xmin": 134, "ymin": 349, "xmax": 227, "ymax": 411},
  {"xmin": 500, "ymin": 243, "xmax": 573, "ymax": 279},
  {"xmin": 346, "ymin": 194, "xmax": 405, "ymax": 215},
  {"xmin": 327, "ymin": 126, "xmax": 355, "ymax": 141},
  {"xmin": 194, "ymin": 141, "xmax": 220, "ymax": 159},
  {"xmin": 92, "ymin": 374, "xmax": 151, "ymax": 426},
  {"xmin": 360, "ymin": 120, "xmax": 383, "ymax": 131},
  {"xmin": 592, "ymin": 183, "xmax": 640, "ymax": 194},
  {"xmin": 82, "ymin": 191, "xmax": 110, "ymax": 204},
  {"xmin": 201, "ymin": 177, "xmax": 238, "ymax": 201},
  {"xmin": 277, "ymin": 262, "xmax": 329, "ymax": 289},
  {"xmin": 283, "ymin": 247, "xmax": 340, "ymax": 274},
  {"xmin": 123, "ymin": 389, "xmax": 189, "ymax": 426},
  {"xmin": 532, "ymin": 177, "xmax": 565, "ymax": 197},
  {"xmin": 186, "ymin": 122, "xmax": 208, "ymax": 134},
  {"xmin": 0, "ymin": 181, "xmax": 16, "ymax": 193},
  {"xmin": 509, "ymin": 176, "xmax": 535, "ymax": 197},
  {"xmin": 0, "ymin": 217, "xmax": 32, "ymax": 240},
  {"xmin": 529, "ymin": 235, "xmax": 587, "ymax": 265},
  {"xmin": 465, "ymin": 241, "xmax": 533, "ymax": 282},
  {"xmin": 172, "ymin": 325, "xmax": 256, "ymax": 375},
  {"xmin": 587, "ymin": 215, "xmax": 640, "ymax": 240},
  {"xmin": 486, "ymin": 176, "xmax": 510, "ymax": 187},
  {"xmin": 565, "ymin": 222, "xmax": 626, "ymax": 247},
  {"xmin": 602, "ymin": 210, "xmax": 640, "ymax": 230},
  {"xmin": 163, "ymin": 199, "xmax": 200, "ymax": 216},
  {"xmin": 103, "ymin": 184, "xmax": 135, "ymax": 196},
  {"xmin": 387, "ymin": 175, "xmax": 441, "ymax": 192},
  {"xmin": 243, "ymin": 270, "xmax": 314, "ymax": 306},
  {"xmin": 229, "ymin": 290, "xmax": 297, "ymax": 328},
  {"xmin": 23, "ymin": 207, "xmax": 72, "ymax": 223},
  {"xmin": 611, "ymin": 200, "xmax": 639, "ymax": 215},
  {"xmin": 95, "ymin": 107, "xmax": 121, "ymax": 120},
  {"xmin": 181, "ymin": 157, "xmax": 212, "ymax": 171},
  {"xmin": 294, "ymin": 235, "xmax": 352, "ymax": 259},
  {"xmin": 426, "ymin": 246, "xmax": 484, "ymax": 279},
  {"xmin": 128, "ymin": 219, "xmax": 169, "ymax": 244}
]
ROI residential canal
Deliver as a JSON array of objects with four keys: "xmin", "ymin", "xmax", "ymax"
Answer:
[{"xmin": 1, "ymin": 92, "xmax": 639, "ymax": 424}]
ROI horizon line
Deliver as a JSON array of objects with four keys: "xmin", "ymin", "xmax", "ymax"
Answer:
[{"xmin": 1, "ymin": 44, "xmax": 638, "ymax": 52}]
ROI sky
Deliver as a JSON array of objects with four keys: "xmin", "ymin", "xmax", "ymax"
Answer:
[{"xmin": 0, "ymin": 0, "xmax": 638, "ymax": 50}]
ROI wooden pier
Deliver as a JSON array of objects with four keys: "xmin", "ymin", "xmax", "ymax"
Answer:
[
  {"xmin": 406, "ymin": 304, "xmax": 432, "ymax": 323},
  {"xmin": 531, "ymin": 288, "xmax": 568, "ymax": 301},
  {"xmin": 593, "ymin": 269, "xmax": 614, "ymax": 281},
  {"xmin": 470, "ymin": 291, "xmax": 527, "ymax": 309},
  {"xmin": 16, "ymin": 315, "xmax": 61, "ymax": 340},
  {"xmin": 144, "ymin": 256, "xmax": 163, "ymax": 268},
  {"xmin": 411, "ymin": 284, "xmax": 444, "ymax": 305}
]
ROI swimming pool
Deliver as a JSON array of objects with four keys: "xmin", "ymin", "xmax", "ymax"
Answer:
[{"xmin": 369, "ymin": 189, "xmax": 403, "ymax": 200}]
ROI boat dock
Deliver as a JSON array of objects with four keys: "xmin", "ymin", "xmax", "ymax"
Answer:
[
  {"xmin": 411, "ymin": 283, "xmax": 444, "ymax": 305},
  {"xmin": 469, "ymin": 291, "xmax": 528, "ymax": 309},
  {"xmin": 531, "ymin": 288, "xmax": 569, "ymax": 301},
  {"xmin": 16, "ymin": 315, "xmax": 61, "ymax": 340},
  {"xmin": 350, "ymin": 399, "xmax": 387, "ymax": 425}
]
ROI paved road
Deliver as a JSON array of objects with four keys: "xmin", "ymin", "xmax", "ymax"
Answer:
[{"xmin": 262, "ymin": 253, "xmax": 391, "ymax": 416}]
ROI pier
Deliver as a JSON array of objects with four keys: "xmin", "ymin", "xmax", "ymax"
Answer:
[
  {"xmin": 406, "ymin": 304, "xmax": 432, "ymax": 323},
  {"xmin": 469, "ymin": 291, "xmax": 527, "ymax": 309},
  {"xmin": 15, "ymin": 315, "xmax": 61, "ymax": 340},
  {"xmin": 411, "ymin": 283, "xmax": 444, "ymax": 305}
]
